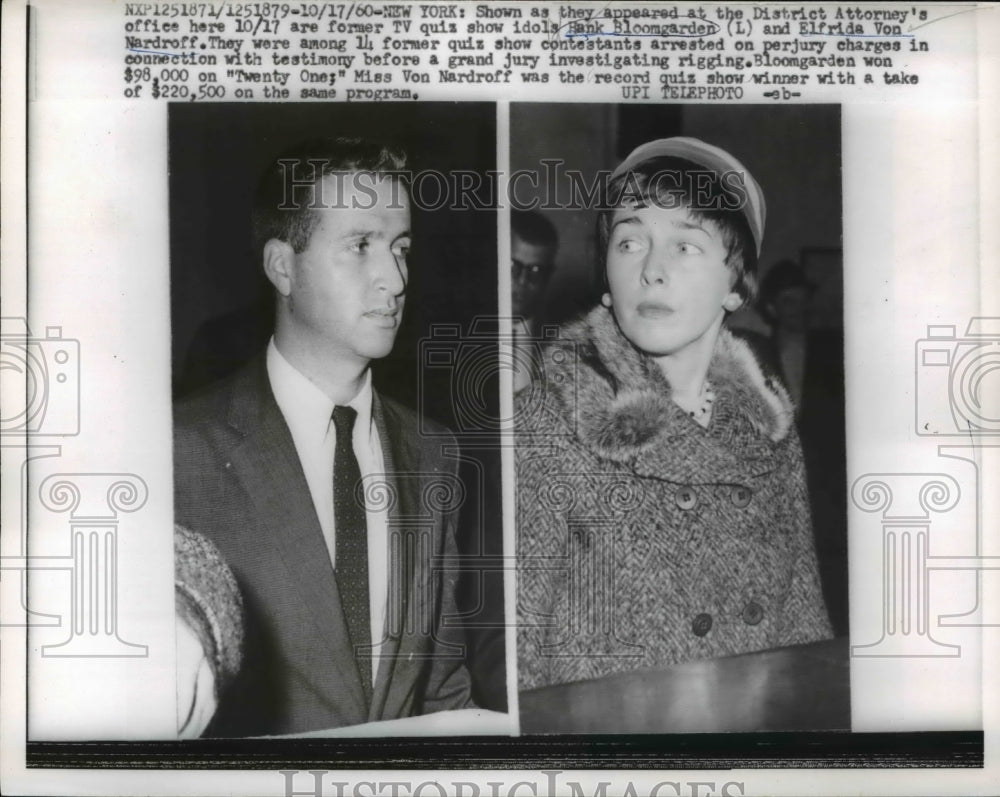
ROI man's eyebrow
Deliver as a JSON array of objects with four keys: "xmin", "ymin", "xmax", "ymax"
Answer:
[
  {"xmin": 345, "ymin": 226, "xmax": 407, "ymax": 240},
  {"xmin": 340, "ymin": 227, "xmax": 380, "ymax": 238},
  {"xmin": 338, "ymin": 228, "xmax": 412, "ymax": 245}
]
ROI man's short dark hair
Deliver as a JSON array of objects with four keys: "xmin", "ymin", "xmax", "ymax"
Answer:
[
  {"xmin": 511, "ymin": 209, "xmax": 558, "ymax": 251},
  {"xmin": 759, "ymin": 258, "xmax": 813, "ymax": 304},
  {"xmin": 595, "ymin": 155, "xmax": 758, "ymax": 305},
  {"xmin": 253, "ymin": 137, "xmax": 409, "ymax": 254},
  {"xmin": 757, "ymin": 258, "xmax": 814, "ymax": 323}
]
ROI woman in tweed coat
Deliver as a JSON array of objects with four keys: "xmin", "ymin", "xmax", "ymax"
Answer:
[{"xmin": 516, "ymin": 138, "xmax": 832, "ymax": 691}]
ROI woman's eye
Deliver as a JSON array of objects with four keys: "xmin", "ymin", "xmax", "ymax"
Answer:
[
  {"xmin": 350, "ymin": 239, "xmax": 369, "ymax": 254},
  {"xmin": 616, "ymin": 238, "xmax": 643, "ymax": 253},
  {"xmin": 678, "ymin": 241, "xmax": 703, "ymax": 255},
  {"xmin": 392, "ymin": 239, "xmax": 411, "ymax": 258}
]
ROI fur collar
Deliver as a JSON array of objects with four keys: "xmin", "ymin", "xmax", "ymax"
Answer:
[{"xmin": 548, "ymin": 306, "xmax": 794, "ymax": 464}]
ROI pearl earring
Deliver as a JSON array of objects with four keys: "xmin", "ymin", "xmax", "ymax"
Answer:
[{"xmin": 601, "ymin": 292, "xmax": 612, "ymax": 308}]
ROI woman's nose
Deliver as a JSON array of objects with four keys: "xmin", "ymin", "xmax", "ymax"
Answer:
[{"xmin": 640, "ymin": 247, "xmax": 671, "ymax": 286}]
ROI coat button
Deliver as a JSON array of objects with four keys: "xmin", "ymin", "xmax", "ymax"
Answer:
[
  {"xmin": 692, "ymin": 612, "xmax": 713, "ymax": 637},
  {"xmin": 675, "ymin": 486, "xmax": 697, "ymax": 510},
  {"xmin": 742, "ymin": 601, "xmax": 764, "ymax": 625},
  {"xmin": 731, "ymin": 486, "xmax": 752, "ymax": 508}
]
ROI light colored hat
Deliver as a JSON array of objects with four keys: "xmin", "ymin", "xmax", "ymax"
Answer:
[{"xmin": 610, "ymin": 137, "xmax": 766, "ymax": 256}]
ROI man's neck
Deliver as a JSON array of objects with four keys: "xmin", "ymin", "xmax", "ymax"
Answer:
[
  {"xmin": 273, "ymin": 328, "xmax": 369, "ymax": 406},
  {"xmin": 774, "ymin": 326, "xmax": 807, "ymax": 348}
]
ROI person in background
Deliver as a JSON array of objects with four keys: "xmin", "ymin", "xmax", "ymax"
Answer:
[
  {"xmin": 511, "ymin": 210, "xmax": 559, "ymax": 393},
  {"xmin": 738, "ymin": 260, "xmax": 848, "ymax": 636},
  {"xmin": 516, "ymin": 137, "xmax": 832, "ymax": 691}
]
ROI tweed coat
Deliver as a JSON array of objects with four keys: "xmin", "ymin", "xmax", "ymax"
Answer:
[
  {"xmin": 516, "ymin": 306, "xmax": 833, "ymax": 690},
  {"xmin": 174, "ymin": 523, "xmax": 244, "ymax": 693}
]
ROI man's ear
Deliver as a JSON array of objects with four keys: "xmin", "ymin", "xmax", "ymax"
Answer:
[{"xmin": 263, "ymin": 238, "xmax": 295, "ymax": 297}]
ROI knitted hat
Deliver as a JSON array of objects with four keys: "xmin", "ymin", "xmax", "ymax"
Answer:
[{"xmin": 610, "ymin": 137, "xmax": 766, "ymax": 256}]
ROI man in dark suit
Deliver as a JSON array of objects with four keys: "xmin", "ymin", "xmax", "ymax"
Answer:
[
  {"xmin": 510, "ymin": 210, "xmax": 558, "ymax": 394},
  {"xmin": 732, "ymin": 260, "xmax": 848, "ymax": 637},
  {"xmin": 173, "ymin": 138, "xmax": 473, "ymax": 736}
]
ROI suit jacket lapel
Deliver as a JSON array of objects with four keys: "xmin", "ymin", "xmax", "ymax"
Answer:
[
  {"xmin": 368, "ymin": 392, "xmax": 423, "ymax": 721},
  {"xmin": 225, "ymin": 358, "xmax": 368, "ymax": 720}
]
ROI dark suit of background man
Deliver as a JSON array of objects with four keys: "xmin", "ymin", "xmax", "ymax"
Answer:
[
  {"xmin": 734, "ymin": 260, "xmax": 848, "ymax": 637},
  {"xmin": 510, "ymin": 210, "xmax": 558, "ymax": 393},
  {"xmin": 174, "ymin": 138, "xmax": 473, "ymax": 736}
]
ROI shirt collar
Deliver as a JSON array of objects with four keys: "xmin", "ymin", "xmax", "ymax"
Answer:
[{"xmin": 266, "ymin": 338, "xmax": 374, "ymax": 438}]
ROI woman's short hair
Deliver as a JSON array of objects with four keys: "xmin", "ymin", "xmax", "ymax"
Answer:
[{"xmin": 595, "ymin": 155, "xmax": 759, "ymax": 306}]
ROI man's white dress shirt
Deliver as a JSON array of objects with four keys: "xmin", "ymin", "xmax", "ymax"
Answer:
[{"xmin": 267, "ymin": 339, "xmax": 388, "ymax": 686}]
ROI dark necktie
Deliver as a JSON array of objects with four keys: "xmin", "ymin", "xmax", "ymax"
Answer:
[{"xmin": 332, "ymin": 405, "xmax": 372, "ymax": 704}]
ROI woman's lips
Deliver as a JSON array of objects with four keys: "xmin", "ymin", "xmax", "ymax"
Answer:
[{"xmin": 636, "ymin": 301, "xmax": 674, "ymax": 318}]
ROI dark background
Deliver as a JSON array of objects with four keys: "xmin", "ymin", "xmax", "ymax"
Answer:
[{"xmin": 169, "ymin": 102, "xmax": 507, "ymax": 710}]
